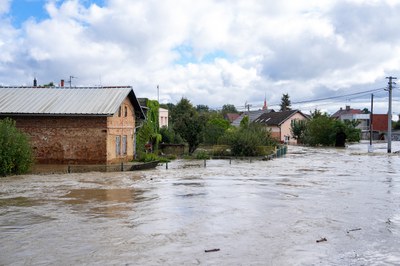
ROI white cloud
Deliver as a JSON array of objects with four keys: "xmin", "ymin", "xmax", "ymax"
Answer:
[
  {"xmin": 1, "ymin": 0, "xmax": 400, "ymax": 114},
  {"xmin": 0, "ymin": 0, "xmax": 11, "ymax": 15}
]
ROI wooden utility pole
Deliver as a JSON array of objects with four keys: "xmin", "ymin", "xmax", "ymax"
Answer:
[
  {"xmin": 386, "ymin": 76, "xmax": 396, "ymax": 153},
  {"xmin": 368, "ymin": 93, "xmax": 374, "ymax": 152}
]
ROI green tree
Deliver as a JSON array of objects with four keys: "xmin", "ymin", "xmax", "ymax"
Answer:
[
  {"xmin": 196, "ymin": 104, "xmax": 210, "ymax": 113},
  {"xmin": 303, "ymin": 113, "xmax": 336, "ymax": 146},
  {"xmin": 303, "ymin": 113, "xmax": 361, "ymax": 146},
  {"xmin": 203, "ymin": 117, "xmax": 230, "ymax": 145},
  {"xmin": 221, "ymin": 104, "xmax": 238, "ymax": 117},
  {"xmin": 240, "ymin": 115, "xmax": 249, "ymax": 129},
  {"xmin": 290, "ymin": 119, "xmax": 308, "ymax": 144},
  {"xmin": 343, "ymin": 120, "xmax": 361, "ymax": 142},
  {"xmin": 0, "ymin": 118, "xmax": 34, "ymax": 176},
  {"xmin": 160, "ymin": 127, "xmax": 183, "ymax": 144},
  {"xmin": 172, "ymin": 98, "xmax": 204, "ymax": 154},
  {"xmin": 280, "ymin": 93, "xmax": 291, "ymax": 111},
  {"xmin": 219, "ymin": 121, "xmax": 275, "ymax": 156},
  {"xmin": 362, "ymin": 108, "xmax": 370, "ymax": 114}
]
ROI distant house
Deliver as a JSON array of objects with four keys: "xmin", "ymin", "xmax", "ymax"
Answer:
[
  {"xmin": 138, "ymin": 98, "xmax": 168, "ymax": 128},
  {"xmin": 159, "ymin": 107, "xmax": 169, "ymax": 128},
  {"xmin": 331, "ymin": 105, "xmax": 369, "ymax": 130},
  {"xmin": 231, "ymin": 109, "xmax": 274, "ymax": 126},
  {"xmin": 224, "ymin": 113, "xmax": 240, "ymax": 123},
  {"xmin": 253, "ymin": 110, "xmax": 309, "ymax": 144},
  {"xmin": 0, "ymin": 86, "xmax": 145, "ymax": 164},
  {"xmin": 331, "ymin": 105, "xmax": 362, "ymax": 119},
  {"xmin": 331, "ymin": 106, "xmax": 388, "ymax": 140}
]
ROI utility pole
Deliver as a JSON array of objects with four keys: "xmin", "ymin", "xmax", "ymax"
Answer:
[
  {"xmin": 245, "ymin": 102, "xmax": 252, "ymax": 113},
  {"xmin": 386, "ymin": 76, "xmax": 396, "ymax": 153},
  {"xmin": 368, "ymin": 93, "xmax": 374, "ymax": 152}
]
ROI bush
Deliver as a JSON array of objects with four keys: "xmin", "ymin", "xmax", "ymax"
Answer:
[
  {"xmin": 212, "ymin": 145, "xmax": 231, "ymax": 156},
  {"xmin": 0, "ymin": 118, "xmax": 34, "ymax": 176},
  {"xmin": 194, "ymin": 150, "xmax": 211, "ymax": 160},
  {"xmin": 219, "ymin": 123, "xmax": 276, "ymax": 156},
  {"xmin": 136, "ymin": 153, "xmax": 159, "ymax": 163}
]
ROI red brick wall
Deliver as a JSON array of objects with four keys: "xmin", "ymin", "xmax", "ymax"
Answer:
[
  {"xmin": 372, "ymin": 114, "xmax": 388, "ymax": 132},
  {"xmin": 6, "ymin": 116, "xmax": 108, "ymax": 164}
]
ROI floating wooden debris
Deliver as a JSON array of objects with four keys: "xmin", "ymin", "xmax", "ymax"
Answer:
[
  {"xmin": 347, "ymin": 228, "xmax": 362, "ymax": 233},
  {"xmin": 316, "ymin": 237, "xmax": 327, "ymax": 243},
  {"xmin": 205, "ymin": 248, "xmax": 220, "ymax": 253}
]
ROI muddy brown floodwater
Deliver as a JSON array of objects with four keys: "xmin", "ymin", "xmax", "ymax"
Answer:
[{"xmin": 1, "ymin": 142, "xmax": 399, "ymax": 265}]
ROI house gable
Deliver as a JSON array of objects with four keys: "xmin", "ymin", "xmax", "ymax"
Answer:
[{"xmin": 253, "ymin": 110, "xmax": 308, "ymax": 144}]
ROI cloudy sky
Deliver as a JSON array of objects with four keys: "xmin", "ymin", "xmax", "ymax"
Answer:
[{"xmin": 1, "ymin": 0, "xmax": 400, "ymax": 114}]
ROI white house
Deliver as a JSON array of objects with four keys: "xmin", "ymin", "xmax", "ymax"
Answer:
[{"xmin": 159, "ymin": 107, "xmax": 169, "ymax": 128}]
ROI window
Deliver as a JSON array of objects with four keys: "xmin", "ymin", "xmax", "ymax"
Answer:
[
  {"xmin": 122, "ymin": 135, "xmax": 127, "ymax": 155},
  {"xmin": 124, "ymin": 106, "xmax": 128, "ymax": 117},
  {"xmin": 118, "ymin": 106, "xmax": 122, "ymax": 117},
  {"xmin": 116, "ymin": 136, "xmax": 121, "ymax": 155}
]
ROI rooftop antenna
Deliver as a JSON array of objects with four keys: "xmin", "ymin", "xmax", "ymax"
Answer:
[
  {"xmin": 157, "ymin": 85, "xmax": 160, "ymax": 103},
  {"xmin": 67, "ymin": 76, "xmax": 77, "ymax": 88}
]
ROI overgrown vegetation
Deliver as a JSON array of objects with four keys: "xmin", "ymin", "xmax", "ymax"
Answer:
[
  {"xmin": 301, "ymin": 110, "xmax": 361, "ymax": 146},
  {"xmin": 0, "ymin": 118, "xmax": 34, "ymax": 176},
  {"xmin": 136, "ymin": 99, "xmax": 162, "ymax": 160},
  {"xmin": 218, "ymin": 116, "xmax": 276, "ymax": 156},
  {"xmin": 290, "ymin": 119, "xmax": 308, "ymax": 144}
]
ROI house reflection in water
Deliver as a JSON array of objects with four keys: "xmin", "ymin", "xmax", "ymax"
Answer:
[{"xmin": 63, "ymin": 188, "xmax": 146, "ymax": 218}]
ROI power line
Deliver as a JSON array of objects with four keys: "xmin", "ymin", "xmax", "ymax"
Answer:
[{"xmin": 205, "ymin": 87, "xmax": 394, "ymax": 112}]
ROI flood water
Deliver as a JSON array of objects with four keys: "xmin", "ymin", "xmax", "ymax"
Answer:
[{"xmin": 1, "ymin": 142, "xmax": 399, "ymax": 265}]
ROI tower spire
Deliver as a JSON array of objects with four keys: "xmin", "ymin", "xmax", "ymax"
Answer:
[{"xmin": 263, "ymin": 92, "xmax": 267, "ymax": 110}]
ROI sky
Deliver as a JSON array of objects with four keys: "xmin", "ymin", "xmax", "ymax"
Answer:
[{"xmin": 1, "ymin": 0, "xmax": 400, "ymax": 115}]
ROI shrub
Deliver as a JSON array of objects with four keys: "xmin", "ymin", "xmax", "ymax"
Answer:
[
  {"xmin": 0, "ymin": 118, "xmax": 34, "ymax": 176},
  {"xmin": 195, "ymin": 150, "xmax": 211, "ymax": 160},
  {"xmin": 136, "ymin": 153, "xmax": 159, "ymax": 163},
  {"xmin": 219, "ymin": 123, "xmax": 276, "ymax": 156}
]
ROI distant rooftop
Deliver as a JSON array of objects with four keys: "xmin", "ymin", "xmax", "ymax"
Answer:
[
  {"xmin": 254, "ymin": 110, "xmax": 307, "ymax": 126},
  {"xmin": 231, "ymin": 109, "xmax": 274, "ymax": 126},
  {"xmin": 331, "ymin": 105, "xmax": 362, "ymax": 119}
]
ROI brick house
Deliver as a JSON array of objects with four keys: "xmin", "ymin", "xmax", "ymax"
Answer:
[
  {"xmin": 0, "ymin": 86, "xmax": 145, "ymax": 164},
  {"xmin": 253, "ymin": 110, "xmax": 309, "ymax": 144}
]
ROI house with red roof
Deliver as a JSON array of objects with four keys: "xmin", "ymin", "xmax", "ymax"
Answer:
[{"xmin": 331, "ymin": 106, "xmax": 389, "ymax": 140}]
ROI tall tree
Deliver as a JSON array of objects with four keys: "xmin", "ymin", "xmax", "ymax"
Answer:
[
  {"xmin": 172, "ymin": 98, "xmax": 204, "ymax": 154},
  {"xmin": 203, "ymin": 117, "xmax": 230, "ymax": 145},
  {"xmin": 221, "ymin": 104, "xmax": 238, "ymax": 116},
  {"xmin": 280, "ymin": 93, "xmax": 291, "ymax": 111},
  {"xmin": 196, "ymin": 104, "xmax": 210, "ymax": 113}
]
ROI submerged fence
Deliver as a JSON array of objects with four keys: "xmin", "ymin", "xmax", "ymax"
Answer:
[
  {"xmin": 164, "ymin": 145, "xmax": 288, "ymax": 169},
  {"xmin": 30, "ymin": 146, "xmax": 288, "ymax": 174}
]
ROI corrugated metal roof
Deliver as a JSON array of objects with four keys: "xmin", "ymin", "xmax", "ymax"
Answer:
[{"xmin": 0, "ymin": 86, "xmax": 145, "ymax": 117}]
